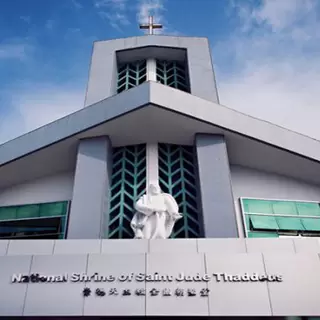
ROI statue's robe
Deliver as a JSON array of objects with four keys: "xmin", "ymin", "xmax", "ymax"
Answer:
[{"xmin": 131, "ymin": 193, "xmax": 182, "ymax": 239}]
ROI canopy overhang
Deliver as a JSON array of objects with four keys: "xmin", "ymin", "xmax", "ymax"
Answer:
[{"xmin": 0, "ymin": 81, "xmax": 319, "ymax": 189}]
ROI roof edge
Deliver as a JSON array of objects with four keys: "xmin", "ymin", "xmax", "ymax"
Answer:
[
  {"xmin": 0, "ymin": 83, "xmax": 151, "ymax": 166},
  {"xmin": 93, "ymin": 35, "xmax": 209, "ymax": 44}
]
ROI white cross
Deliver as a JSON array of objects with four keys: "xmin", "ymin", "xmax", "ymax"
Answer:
[{"xmin": 139, "ymin": 16, "xmax": 162, "ymax": 35}]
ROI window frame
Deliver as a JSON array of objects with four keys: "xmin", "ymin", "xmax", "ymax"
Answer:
[
  {"xmin": 240, "ymin": 197, "xmax": 320, "ymax": 238},
  {"xmin": 0, "ymin": 200, "xmax": 71, "ymax": 240}
]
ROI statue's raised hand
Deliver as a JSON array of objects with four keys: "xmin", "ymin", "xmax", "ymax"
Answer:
[{"xmin": 172, "ymin": 212, "xmax": 182, "ymax": 220}]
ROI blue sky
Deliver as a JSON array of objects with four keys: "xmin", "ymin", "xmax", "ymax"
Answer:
[{"xmin": 1, "ymin": 0, "xmax": 320, "ymax": 144}]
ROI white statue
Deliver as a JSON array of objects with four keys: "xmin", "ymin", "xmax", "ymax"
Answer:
[{"xmin": 131, "ymin": 183, "xmax": 182, "ymax": 239}]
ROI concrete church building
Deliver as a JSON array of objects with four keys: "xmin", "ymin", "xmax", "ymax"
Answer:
[{"xmin": 1, "ymin": 19, "xmax": 320, "ymax": 318}]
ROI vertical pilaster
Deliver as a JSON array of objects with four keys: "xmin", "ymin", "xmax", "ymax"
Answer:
[
  {"xmin": 68, "ymin": 136, "xmax": 112, "ymax": 239},
  {"xmin": 146, "ymin": 143, "xmax": 159, "ymax": 187},
  {"xmin": 195, "ymin": 134, "xmax": 238, "ymax": 238},
  {"xmin": 147, "ymin": 58, "xmax": 157, "ymax": 82}
]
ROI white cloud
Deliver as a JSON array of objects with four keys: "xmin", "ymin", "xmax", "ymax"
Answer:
[
  {"xmin": 215, "ymin": 0, "xmax": 320, "ymax": 140},
  {"xmin": 250, "ymin": 0, "xmax": 316, "ymax": 31},
  {"xmin": 229, "ymin": 0, "xmax": 317, "ymax": 32},
  {"xmin": 137, "ymin": 0, "xmax": 165, "ymax": 34},
  {"xmin": 45, "ymin": 20, "xmax": 55, "ymax": 30},
  {"xmin": 95, "ymin": 0, "xmax": 130, "ymax": 31},
  {"xmin": 95, "ymin": 0, "xmax": 126, "ymax": 10},
  {"xmin": 0, "ymin": 85, "xmax": 84, "ymax": 145},
  {"xmin": 20, "ymin": 16, "xmax": 31, "ymax": 24},
  {"xmin": 94, "ymin": 0, "xmax": 170, "ymax": 34},
  {"xmin": 98, "ymin": 11, "xmax": 130, "ymax": 31},
  {"xmin": 71, "ymin": 0, "xmax": 83, "ymax": 9},
  {"xmin": 0, "ymin": 42, "xmax": 32, "ymax": 60}
]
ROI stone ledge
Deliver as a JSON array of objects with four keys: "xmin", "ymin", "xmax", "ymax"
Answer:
[{"xmin": 1, "ymin": 238, "xmax": 320, "ymax": 256}]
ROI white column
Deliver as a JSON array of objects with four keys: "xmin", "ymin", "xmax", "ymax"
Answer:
[
  {"xmin": 146, "ymin": 59, "xmax": 158, "ymax": 189},
  {"xmin": 147, "ymin": 58, "xmax": 157, "ymax": 82},
  {"xmin": 146, "ymin": 143, "xmax": 159, "ymax": 187}
]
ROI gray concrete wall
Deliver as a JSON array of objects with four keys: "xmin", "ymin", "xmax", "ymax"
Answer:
[
  {"xmin": 0, "ymin": 172, "xmax": 74, "ymax": 206},
  {"xmin": 1, "ymin": 238, "xmax": 320, "ymax": 316},
  {"xmin": 178, "ymin": 37, "xmax": 219, "ymax": 104},
  {"xmin": 84, "ymin": 40, "xmax": 118, "ymax": 107},
  {"xmin": 195, "ymin": 134, "xmax": 238, "ymax": 238},
  {"xmin": 231, "ymin": 165, "xmax": 320, "ymax": 237},
  {"xmin": 68, "ymin": 137, "xmax": 112, "ymax": 239},
  {"xmin": 85, "ymin": 36, "xmax": 219, "ymax": 107}
]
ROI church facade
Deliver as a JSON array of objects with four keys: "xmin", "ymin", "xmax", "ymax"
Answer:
[{"xmin": 1, "ymin": 29, "xmax": 320, "ymax": 318}]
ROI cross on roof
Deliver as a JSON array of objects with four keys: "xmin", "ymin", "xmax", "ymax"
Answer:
[{"xmin": 139, "ymin": 16, "xmax": 162, "ymax": 35}]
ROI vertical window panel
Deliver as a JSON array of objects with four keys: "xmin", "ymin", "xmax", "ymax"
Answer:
[
  {"xmin": 156, "ymin": 60, "xmax": 190, "ymax": 93},
  {"xmin": 108, "ymin": 144, "xmax": 147, "ymax": 239},
  {"xmin": 116, "ymin": 60, "xmax": 147, "ymax": 93},
  {"xmin": 158, "ymin": 143, "xmax": 200, "ymax": 238}
]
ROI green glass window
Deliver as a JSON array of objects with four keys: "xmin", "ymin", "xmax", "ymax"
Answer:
[
  {"xmin": 0, "ymin": 201, "xmax": 69, "ymax": 239},
  {"xmin": 276, "ymin": 216, "xmax": 304, "ymax": 230},
  {"xmin": 249, "ymin": 215, "xmax": 279, "ymax": 230},
  {"xmin": 156, "ymin": 60, "xmax": 190, "ymax": 93},
  {"xmin": 301, "ymin": 218, "xmax": 320, "ymax": 231},
  {"xmin": 158, "ymin": 143, "xmax": 200, "ymax": 238},
  {"xmin": 39, "ymin": 202, "xmax": 68, "ymax": 217},
  {"xmin": 0, "ymin": 206, "xmax": 17, "ymax": 220},
  {"xmin": 248, "ymin": 231, "xmax": 278, "ymax": 238},
  {"xmin": 242, "ymin": 198, "xmax": 272, "ymax": 214},
  {"xmin": 242, "ymin": 198, "xmax": 320, "ymax": 238},
  {"xmin": 117, "ymin": 60, "xmax": 147, "ymax": 93},
  {"xmin": 106, "ymin": 142, "xmax": 201, "ymax": 239},
  {"xmin": 107, "ymin": 144, "xmax": 147, "ymax": 239},
  {"xmin": 16, "ymin": 205, "xmax": 40, "ymax": 219},
  {"xmin": 297, "ymin": 202, "xmax": 320, "ymax": 216},
  {"xmin": 272, "ymin": 201, "xmax": 297, "ymax": 215}
]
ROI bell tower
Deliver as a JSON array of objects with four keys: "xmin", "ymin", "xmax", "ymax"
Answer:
[
  {"xmin": 73, "ymin": 17, "xmax": 234, "ymax": 240},
  {"xmin": 84, "ymin": 17, "xmax": 219, "ymax": 107}
]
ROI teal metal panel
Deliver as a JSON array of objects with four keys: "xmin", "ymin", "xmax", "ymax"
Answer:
[
  {"xmin": 107, "ymin": 144, "xmax": 147, "ymax": 238},
  {"xmin": 158, "ymin": 143, "xmax": 200, "ymax": 238},
  {"xmin": 156, "ymin": 60, "xmax": 190, "ymax": 92},
  {"xmin": 117, "ymin": 60, "xmax": 147, "ymax": 93}
]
